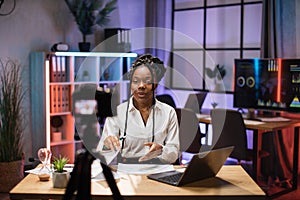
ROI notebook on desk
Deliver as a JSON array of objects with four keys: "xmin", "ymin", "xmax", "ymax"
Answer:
[{"xmin": 147, "ymin": 146, "xmax": 234, "ymax": 186}]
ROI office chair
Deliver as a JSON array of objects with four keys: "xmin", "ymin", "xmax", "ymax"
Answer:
[
  {"xmin": 184, "ymin": 92, "xmax": 207, "ymax": 113},
  {"xmin": 156, "ymin": 94, "xmax": 176, "ymax": 108},
  {"xmin": 210, "ymin": 108, "xmax": 250, "ymax": 163},
  {"xmin": 210, "ymin": 108, "xmax": 269, "ymax": 164},
  {"xmin": 175, "ymin": 108, "xmax": 204, "ymax": 164}
]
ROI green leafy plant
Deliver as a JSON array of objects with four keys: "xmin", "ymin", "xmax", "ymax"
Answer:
[
  {"xmin": 205, "ymin": 64, "xmax": 226, "ymax": 83},
  {"xmin": 64, "ymin": 0, "xmax": 118, "ymax": 43},
  {"xmin": 53, "ymin": 155, "xmax": 69, "ymax": 173},
  {"xmin": 0, "ymin": 58, "xmax": 25, "ymax": 162}
]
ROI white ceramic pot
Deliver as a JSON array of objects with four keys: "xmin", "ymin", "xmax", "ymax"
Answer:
[{"xmin": 52, "ymin": 171, "xmax": 70, "ymax": 188}]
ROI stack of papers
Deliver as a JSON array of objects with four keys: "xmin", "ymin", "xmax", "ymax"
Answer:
[
  {"xmin": 117, "ymin": 163, "xmax": 174, "ymax": 174},
  {"xmin": 91, "ymin": 160, "xmax": 120, "ymax": 181}
]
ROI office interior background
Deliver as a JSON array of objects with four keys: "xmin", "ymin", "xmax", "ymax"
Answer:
[{"xmin": 1, "ymin": 0, "xmax": 300, "ymax": 171}]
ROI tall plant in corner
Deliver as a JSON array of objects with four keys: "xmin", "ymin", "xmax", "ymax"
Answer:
[
  {"xmin": 64, "ymin": 0, "xmax": 118, "ymax": 51},
  {"xmin": 0, "ymin": 58, "xmax": 26, "ymax": 192}
]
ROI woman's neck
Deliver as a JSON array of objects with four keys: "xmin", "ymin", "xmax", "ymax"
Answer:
[{"xmin": 133, "ymin": 98, "xmax": 153, "ymax": 111}]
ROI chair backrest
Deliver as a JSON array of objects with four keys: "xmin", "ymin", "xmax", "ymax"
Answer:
[
  {"xmin": 175, "ymin": 108, "xmax": 202, "ymax": 153},
  {"xmin": 210, "ymin": 108, "xmax": 248, "ymax": 161},
  {"xmin": 156, "ymin": 94, "xmax": 176, "ymax": 108},
  {"xmin": 184, "ymin": 92, "xmax": 207, "ymax": 113}
]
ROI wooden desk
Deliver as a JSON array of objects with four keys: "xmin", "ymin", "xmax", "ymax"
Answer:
[
  {"xmin": 198, "ymin": 114, "xmax": 300, "ymax": 194},
  {"xmin": 10, "ymin": 166, "xmax": 265, "ymax": 200}
]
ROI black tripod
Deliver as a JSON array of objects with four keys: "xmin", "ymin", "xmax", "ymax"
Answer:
[{"xmin": 63, "ymin": 149, "xmax": 123, "ymax": 200}]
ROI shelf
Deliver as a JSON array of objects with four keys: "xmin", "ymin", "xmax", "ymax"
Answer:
[
  {"xmin": 54, "ymin": 51, "xmax": 137, "ymax": 58},
  {"xmin": 49, "ymin": 82, "xmax": 72, "ymax": 86},
  {"xmin": 30, "ymin": 51, "xmax": 137, "ymax": 163},
  {"xmin": 50, "ymin": 140, "xmax": 74, "ymax": 146},
  {"xmin": 50, "ymin": 112, "xmax": 72, "ymax": 116}
]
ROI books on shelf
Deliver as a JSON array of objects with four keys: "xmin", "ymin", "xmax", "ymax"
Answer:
[
  {"xmin": 50, "ymin": 85, "xmax": 70, "ymax": 113},
  {"xmin": 50, "ymin": 55, "xmax": 67, "ymax": 82}
]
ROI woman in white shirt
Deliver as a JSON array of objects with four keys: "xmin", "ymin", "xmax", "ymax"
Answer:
[{"xmin": 97, "ymin": 54, "xmax": 179, "ymax": 164}]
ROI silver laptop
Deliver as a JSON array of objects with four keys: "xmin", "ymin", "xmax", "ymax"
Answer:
[{"xmin": 147, "ymin": 146, "xmax": 234, "ymax": 186}]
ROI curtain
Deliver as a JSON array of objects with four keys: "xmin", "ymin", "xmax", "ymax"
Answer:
[
  {"xmin": 260, "ymin": 0, "xmax": 299, "ymax": 192},
  {"xmin": 261, "ymin": 0, "xmax": 297, "ymax": 58},
  {"xmin": 144, "ymin": 0, "xmax": 172, "ymax": 93},
  {"xmin": 144, "ymin": 0, "xmax": 171, "ymax": 62}
]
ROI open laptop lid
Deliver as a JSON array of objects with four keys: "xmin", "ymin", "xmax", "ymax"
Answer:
[{"xmin": 178, "ymin": 146, "xmax": 234, "ymax": 186}]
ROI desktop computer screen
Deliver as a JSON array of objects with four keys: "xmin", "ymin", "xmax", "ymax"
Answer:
[{"xmin": 234, "ymin": 58, "xmax": 300, "ymax": 113}]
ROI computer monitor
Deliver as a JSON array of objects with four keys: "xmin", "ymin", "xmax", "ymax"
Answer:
[{"xmin": 234, "ymin": 58, "xmax": 300, "ymax": 113}]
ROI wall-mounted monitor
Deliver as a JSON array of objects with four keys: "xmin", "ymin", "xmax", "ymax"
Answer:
[{"xmin": 234, "ymin": 58, "xmax": 300, "ymax": 113}]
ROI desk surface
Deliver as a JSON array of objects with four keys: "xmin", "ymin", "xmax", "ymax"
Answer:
[
  {"xmin": 198, "ymin": 113, "xmax": 300, "ymax": 132},
  {"xmin": 10, "ymin": 165, "xmax": 265, "ymax": 200},
  {"xmin": 197, "ymin": 111, "xmax": 300, "ymax": 196}
]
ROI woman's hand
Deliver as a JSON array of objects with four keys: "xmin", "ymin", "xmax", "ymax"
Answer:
[
  {"xmin": 103, "ymin": 135, "xmax": 120, "ymax": 151},
  {"xmin": 139, "ymin": 142, "xmax": 162, "ymax": 162}
]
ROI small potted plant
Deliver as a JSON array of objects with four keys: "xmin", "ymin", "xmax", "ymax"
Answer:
[
  {"xmin": 205, "ymin": 64, "xmax": 226, "ymax": 108},
  {"xmin": 64, "ymin": 0, "xmax": 118, "ymax": 52},
  {"xmin": 205, "ymin": 64, "xmax": 226, "ymax": 88},
  {"xmin": 52, "ymin": 155, "xmax": 70, "ymax": 188}
]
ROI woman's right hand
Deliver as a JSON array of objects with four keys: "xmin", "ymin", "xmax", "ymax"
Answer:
[{"xmin": 103, "ymin": 135, "xmax": 120, "ymax": 151}]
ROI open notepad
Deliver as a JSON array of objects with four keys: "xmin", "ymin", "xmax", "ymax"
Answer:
[{"xmin": 117, "ymin": 163, "xmax": 174, "ymax": 175}]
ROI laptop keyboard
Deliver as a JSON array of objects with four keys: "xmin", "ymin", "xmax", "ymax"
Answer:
[{"xmin": 159, "ymin": 172, "xmax": 183, "ymax": 184}]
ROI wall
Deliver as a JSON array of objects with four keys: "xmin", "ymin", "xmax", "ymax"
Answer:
[{"xmin": 1, "ymin": 0, "xmax": 300, "ymax": 162}]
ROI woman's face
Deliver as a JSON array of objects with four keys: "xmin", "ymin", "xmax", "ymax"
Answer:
[{"xmin": 131, "ymin": 65, "xmax": 156, "ymax": 106}]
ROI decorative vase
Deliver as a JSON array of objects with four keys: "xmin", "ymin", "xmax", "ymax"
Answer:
[
  {"xmin": 52, "ymin": 131, "xmax": 62, "ymax": 142},
  {"xmin": 52, "ymin": 171, "xmax": 70, "ymax": 188},
  {"xmin": 78, "ymin": 42, "xmax": 91, "ymax": 52},
  {"xmin": 0, "ymin": 159, "xmax": 24, "ymax": 192}
]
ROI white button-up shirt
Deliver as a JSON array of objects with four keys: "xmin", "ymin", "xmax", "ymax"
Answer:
[{"xmin": 97, "ymin": 97, "xmax": 180, "ymax": 164}]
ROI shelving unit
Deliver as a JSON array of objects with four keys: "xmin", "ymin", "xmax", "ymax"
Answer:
[{"xmin": 30, "ymin": 51, "xmax": 137, "ymax": 163}]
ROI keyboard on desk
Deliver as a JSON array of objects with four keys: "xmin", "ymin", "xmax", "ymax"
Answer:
[
  {"xmin": 148, "ymin": 170, "xmax": 184, "ymax": 186},
  {"xmin": 158, "ymin": 171, "xmax": 183, "ymax": 185},
  {"xmin": 244, "ymin": 117, "xmax": 291, "ymax": 124},
  {"xmin": 256, "ymin": 117, "xmax": 291, "ymax": 122}
]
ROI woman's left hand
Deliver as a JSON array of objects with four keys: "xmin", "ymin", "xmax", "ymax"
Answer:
[{"xmin": 139, "ymin": 142, "xmax": 162, "ymax": 162}]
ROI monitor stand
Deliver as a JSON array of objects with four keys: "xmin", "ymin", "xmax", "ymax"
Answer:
[
  {"xmin": 237, "ymin": 108, "xmax": 258, "ymax": 120},
  {"xmin": 239, "ymin": 108, "xmax": 280, "ymax": 121},
  {"xmin": 246, "ymin": 108, "xmax": 256, "ymax": 120},
  {"xmin": 257, "ymin": 110, "xmax": 280, "ymax": 118}
]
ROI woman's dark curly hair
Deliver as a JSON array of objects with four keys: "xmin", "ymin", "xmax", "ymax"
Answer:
[{"xmin": 129, "ymin": 54, "xmax": 166, "ymax": 83}]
